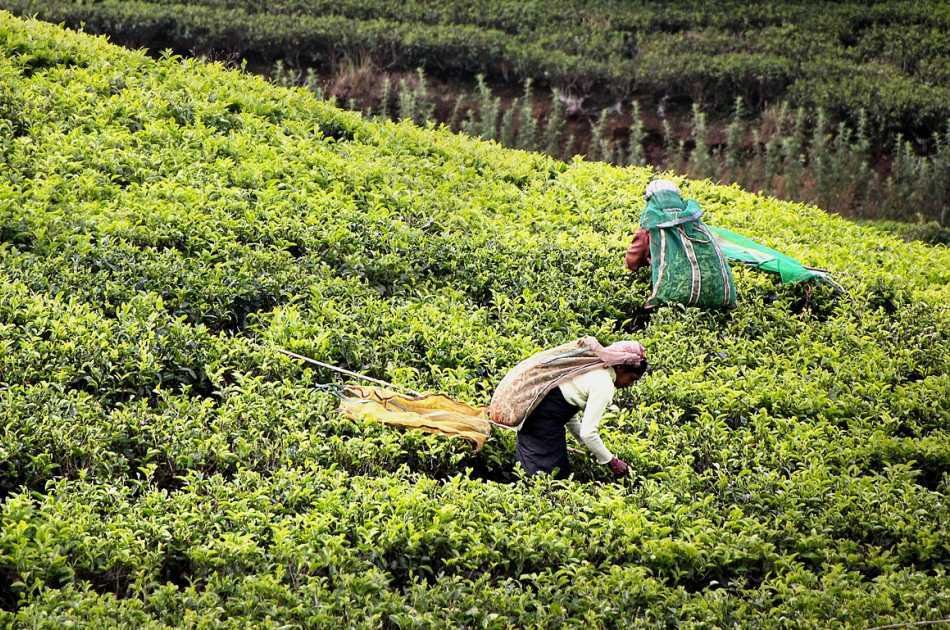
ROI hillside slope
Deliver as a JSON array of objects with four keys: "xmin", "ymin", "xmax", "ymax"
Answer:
[{"xmin": 1, "ymin": 13, "xmax": 948, "ymax": 627}]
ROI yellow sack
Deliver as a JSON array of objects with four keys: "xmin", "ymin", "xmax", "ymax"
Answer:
[{"xmin": 338, "ymin": 386, "xmax": 492, "ymax": 450}]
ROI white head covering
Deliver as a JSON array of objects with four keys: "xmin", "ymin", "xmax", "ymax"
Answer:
[{"xmin": 644, "ymin": 178, "xmax": 680, "ymax": 200}]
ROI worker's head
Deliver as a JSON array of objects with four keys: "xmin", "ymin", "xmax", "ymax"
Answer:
[
  {"xmin": 613, "ymin": 359, "xmax": 649, "ymax": 388},
  {"xmin": 644, "ymin": 178, "xmax": 680, "ymax": 201}
]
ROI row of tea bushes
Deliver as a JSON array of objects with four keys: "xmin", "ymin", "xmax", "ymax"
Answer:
[
  {"xmin": 4, "ymin": 467, "xmax": 949, "ymax": 626},
  {"xmin": 2, "ymin": 0, "xmax": 948, "ymax": 140}
]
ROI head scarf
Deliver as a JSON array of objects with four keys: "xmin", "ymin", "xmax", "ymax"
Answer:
[
  {"xmin": 578, "ymin": 337, "xmax": 646, "ymax": 366},
  {"xmin": 644, "ymin": 178, "xmax": 680, "ymax": 200}
]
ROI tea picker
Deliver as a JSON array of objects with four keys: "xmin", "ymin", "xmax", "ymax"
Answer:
[
  {"xmin": 487, "ymin": 336, "xmax": 649, "ymax": 479},
  {"xmin": 626, "ymin": 179, "xmax": 841, "ymax": 307},
  {"xmin": 625, "ymin": 179, "xmax": 736, "ymax": 308},
  {"xmin": 277, "ymin": 336, "xmax": 648, "ymax": 479}
]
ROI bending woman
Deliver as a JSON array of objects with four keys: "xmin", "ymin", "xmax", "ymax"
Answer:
[{"xmin": 488, "ymin": 337, "xmax": 648, "ymax": 479}]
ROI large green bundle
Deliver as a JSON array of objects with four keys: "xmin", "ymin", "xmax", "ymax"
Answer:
[
  {"xmin": 709, "ymin": 225, "xmax": 832, "ymax": 285},
  {"xmin": 640, "ymin": 190, "xmax": 736, "ymax": 308}
]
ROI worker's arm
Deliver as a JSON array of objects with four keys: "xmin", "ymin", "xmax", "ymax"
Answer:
[
  {"xmin": 625, "ymin": 228, "xmax": 650, "ymax": 271},
  {"xmin": 571, "ymin": 371, "xmax": 616, "ymax": 465},
  {"xmin": 565, "ymin": 415, "xmax": 582, "ymax": 441}
]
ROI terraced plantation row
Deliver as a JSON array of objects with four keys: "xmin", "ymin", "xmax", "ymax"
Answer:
[
  {"xmin": 1, "ymin": 13, "xmax": 948, "ymax": 627},
  {"xmin": 3, "ymin": 0, "xmax": 948, "ymax": 141},
  {"xmin": 7, "ymin": 0, "xmax": 949, "ymax": 229}
]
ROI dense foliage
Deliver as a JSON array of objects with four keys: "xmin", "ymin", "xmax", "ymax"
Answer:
[
  {"xmin": 8, "ymin": 0, "xmax": 949, "ymax": 226},
  {"xmin": 2, "ymin": 0, "xmax": 949, "ymax": 143},
  {"xmin": 1, "ymin": 13, "xmax": 949, "ymax": 627}
]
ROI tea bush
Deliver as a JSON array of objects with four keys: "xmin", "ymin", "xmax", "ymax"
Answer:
[{"xmin": 0, "ymin": 13, "xmax": 948, "ymax": 627}]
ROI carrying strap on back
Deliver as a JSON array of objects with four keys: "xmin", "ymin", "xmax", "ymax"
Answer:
[{"xmin": 488, "ymin": 337, "xmax": 645, "ymax": 428}]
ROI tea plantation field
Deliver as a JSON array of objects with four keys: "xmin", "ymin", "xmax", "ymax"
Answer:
[{"xmin": 1, "ymin": 13, "xmax": 949, "ymax": 628}]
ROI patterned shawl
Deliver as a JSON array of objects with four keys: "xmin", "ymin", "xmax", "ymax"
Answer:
[{"xmin": 488, "ymin": 337, "xmax": 645, "ymax": 428}]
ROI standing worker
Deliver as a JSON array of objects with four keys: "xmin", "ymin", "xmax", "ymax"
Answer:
[{"xmin": 488, "ymin": 337, "xmax": 648, "ymax": 479}]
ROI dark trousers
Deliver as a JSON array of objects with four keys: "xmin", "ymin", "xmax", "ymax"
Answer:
[{"xmin": 516, "ymin": 388, "xmax": 580, "ymax": 479}]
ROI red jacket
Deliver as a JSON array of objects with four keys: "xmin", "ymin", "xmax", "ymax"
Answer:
[{"xmin": 624, "ymin": 228, "xmax": 650, "ymax": 271}]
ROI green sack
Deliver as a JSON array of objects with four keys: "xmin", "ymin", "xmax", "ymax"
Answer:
[
  {"xmin": 640, "ymin": 190, "xmax": 736, "ymax": 308},
  {"xmin": 708, "ymin": 225, "xmax": 834, "ymax": 286}
]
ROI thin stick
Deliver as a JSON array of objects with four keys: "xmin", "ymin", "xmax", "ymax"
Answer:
[{"xmin": 276, "ymin": 348, "xmax": 422, "ymax": 397}]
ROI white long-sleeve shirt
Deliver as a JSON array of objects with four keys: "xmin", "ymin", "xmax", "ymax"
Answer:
[{"xmin": 558, "ymin": 367, "xmax": 616, "ymax": 464}]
